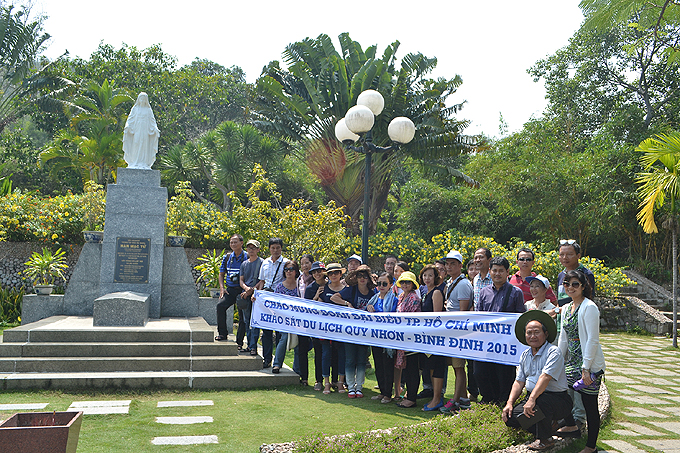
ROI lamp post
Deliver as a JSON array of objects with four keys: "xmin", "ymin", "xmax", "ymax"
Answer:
[{"xmin": 335, "ymin": 90, "xmax": 415, "ymax": 264}]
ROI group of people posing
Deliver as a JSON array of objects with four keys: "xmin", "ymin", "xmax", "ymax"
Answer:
[{"xmin": 214, "ymin": 235, "xmax": 604, "ymax": 453}]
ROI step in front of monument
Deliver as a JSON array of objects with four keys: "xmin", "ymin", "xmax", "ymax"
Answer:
[
  {"xmin": 0, "ymin": 316, "xmax": 294, "ymax": 390},
  {"xmin": 0, "ymin": 342, "xmax": 238, "ymax": 357},
  {"xmin": 3, "ymin": 316, "xmax": 215, "ymax": 343},
  {"xmin": 0, "ymin": 369, "xmax": 300, "ymax": 390},
  {"xmin": 0, "ymin": 355, "xmax": 263, "ymax": 373}
]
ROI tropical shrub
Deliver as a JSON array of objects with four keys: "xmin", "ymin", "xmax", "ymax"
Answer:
[{"xmin": 0, "ymin": 287, "xmax": 22, "ymax": 324}]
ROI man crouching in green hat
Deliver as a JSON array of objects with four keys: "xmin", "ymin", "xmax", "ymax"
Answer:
[{"xmin": 502, "ymin": 310, "xmax": 573, "ymax": 451}]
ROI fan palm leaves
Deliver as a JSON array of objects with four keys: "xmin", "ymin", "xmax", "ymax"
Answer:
[
  {"xmin": 0, "ymin": 6, "xmax": 73, "ymax": 133},
  {"xmin": 254, "ymin": 33, "xmax": 475, "ymax": 233}
]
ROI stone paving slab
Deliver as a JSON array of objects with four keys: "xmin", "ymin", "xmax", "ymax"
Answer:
[
  {"xmin": 662, "ymin": 395, "xmax": 680, "ymax": 403},
  {"xmin": 644, "ymin": 377, "xmax": 677, "ymax": 385},
  {"xmin": 69, "ymin": 405, "xmax": 129, "ymax": 414},
  {"xmin": 68, "ymin": 399, "xmax": 131, "ymax": 414},
  {"xmin": 69, "ymin": 400, "xmax": 132, "ymax": 407},
  {"xmin": 157, "ymin": 400, "xmax": 214, "ymax": 408},
  {"xmin": 0, "ymin": 403, "xmax": 48, "ymax": 411},
  {"xmin": 618, "ymin": 422, "xmax": 664, "ymax": 436},
  {"xmin": 606, "ymin": 376, "xmax": 640, "ymax": 384},
  {"xmin": 617, "ymin": 389, "xmax": 642, "ymax": 395},
  {"xmin": 618, "ymin": 394, "xmax": 672, "ymax": 405},
  {"xmin": 639, "ymin": 439, "xmax": 680, "ymax": 452},
  {"xmin": 622, "ymin": 407, "xmax": 670, "ymax": 418},
  {"xmin": 613, "ymin": 429, "xmax": 641, "ymax": 436},
  {"xmin": 155, "ymin": 416, "xmax": 213, "ymax": 424},
  {"xmin": 609, "ymin": 367, "xmax": 653, "ymax": 375},
  {"xmin": 653, "ymin": 421, "xmax": 680, "ymax": 434},
  {"xmin": 651, "ymin": 368, "xmax": 678, "ymax": 376},
  {"xmin": 151, "ymin": 435, "xmax": 218, "ymax": 445},
  {"xmin": 602, "ymin": 439, "xmax": 651, "ymax": 453},
  {"xmin": 628, "ymin": 384, "xmax": 676, "ymax": 394}
]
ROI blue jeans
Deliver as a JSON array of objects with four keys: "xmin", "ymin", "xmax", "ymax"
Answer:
[
  {"xmin": 252, "ymin": 329, "xmax": 273, "ymax": 364},
  {"xmin": 241, "ymin": 303, "xmax": 257, "ymax": 351},
  {"xmin": 273, "ymin": 332, "xmax": 288, "ymax": 368},
  {"xmin": 321, "ymin": 340, "xmax": 345, "ymax": 378},
  {"xmin": 345, "ymin": 343, "xmax": 368, "ymax": 391}
]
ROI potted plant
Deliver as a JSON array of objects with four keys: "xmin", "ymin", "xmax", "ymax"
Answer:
[
  {"xmin": 81, "ymin": 180, "xmax": 106, "ymax": 243},
  {"xmin": 195, "ymin": 249, "xmax": 224, "ymax": 297},
  {"xmin": 23, "ymin": 248, "xmax": 68, "ymax": 295},
  {"xmin": 166, "ymin": 180, "xmax": 193, "ymax": 247}
]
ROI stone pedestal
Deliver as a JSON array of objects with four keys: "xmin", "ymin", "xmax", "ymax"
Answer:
[
  {"xmin": 160, "ymin": 247, "xmax": 200, "ymax": 317},
  {"xmin": 99, "ymin": 168, "xmax": 167, "ymax": 318},
  {"xmin": 62, "ymin": 243, "xmax": 101, "ymax": 316},
  {"xmin": 21, "ymin": 295, "xmax": 64, "ymax": 325},
  {"xmin": 93, "ymin": 291, "xmax": 150, "ymax": 326}
]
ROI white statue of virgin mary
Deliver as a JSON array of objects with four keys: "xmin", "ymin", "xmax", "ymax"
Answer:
[{"xmin": 122, "ymin": 92, "xmax": 161, "ymax": 169}]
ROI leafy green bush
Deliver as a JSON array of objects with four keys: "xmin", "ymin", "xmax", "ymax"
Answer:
[
  {"xmin": 295, "ymin": 405, "xmax": 529, "ymax": 453},
  {"xmin": 0, "ymin": 288, "xmax": 23, "ymax": 324}
]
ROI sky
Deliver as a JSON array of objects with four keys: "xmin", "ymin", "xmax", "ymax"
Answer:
[{"xmin": 37, "ymin": 0, "xmax": 585, "ymax": 137}]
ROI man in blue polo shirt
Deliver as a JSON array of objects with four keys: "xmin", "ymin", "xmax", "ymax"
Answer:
[{"xmin": 215, "ymin": 234, "xmax": 248, "ymax": 343}]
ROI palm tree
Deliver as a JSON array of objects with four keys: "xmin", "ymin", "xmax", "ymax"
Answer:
[
  {"xmin": 0, "ymin": 5, "xmax": 73, "ymax": 133},
  {"xmin": 636, "ymin": 131, "xmax": 680, "ymax": 347},
  {"xmin": 254, "ymin": 33, "xmax": 476, "ymax": 234},
  {"xmin": 159, "ymin": 121, "xmax": 284, "ymax": 212},
  {"xmin": 40, "ymin": 79, "xmax": 133, "ymax": 184}
]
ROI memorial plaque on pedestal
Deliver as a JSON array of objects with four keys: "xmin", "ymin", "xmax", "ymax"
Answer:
[{"xmin": 114, "ymin": 237, "xmax": 150, "ymax": 284}]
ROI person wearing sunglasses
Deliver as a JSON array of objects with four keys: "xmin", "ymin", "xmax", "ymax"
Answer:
[
  {"xmin": 304, "ymin": 261, "xmax": 328, "ymax": 390},
  {"xmin": 318, "ymin": 262, "xmax": 347, "ymax": 394},
  {"xmin": 367, "ymin": 272, "xmax": 397, "ymax": 403},
  {"xmin": 271, "ymin": 260, "xmax": 301, "ymax": 374},
  {"xmin": 554, "ymin": 270, "xmax": 605, "ymax": 453},
  {"xmin": 555, "ymin": 240, "xmax": 595, "ymax": 431},
  {"xmin": 509, "ymin": 248, "xmax": 557, "ymax": 304},
  {"xmin": 393, "ymin": 271, "xmax": 422, "ymax": 408},
  {"xmin": 331, "ymin": 264, "xmax": 377, "ymax": 398}
]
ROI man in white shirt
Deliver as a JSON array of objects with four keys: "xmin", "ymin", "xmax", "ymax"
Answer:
[{"xmin": 255, "ymin": 238, "xmax": 288, "ymax": 368}]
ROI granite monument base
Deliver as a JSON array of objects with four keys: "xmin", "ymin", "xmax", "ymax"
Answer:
[{"xmin": 93, "ymin": 291, "xmax": 149, "ymax": 327}]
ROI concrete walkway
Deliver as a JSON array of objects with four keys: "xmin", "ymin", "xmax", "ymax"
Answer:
[{"xmin": 599, "ymin": 333, "xmax": 680, "ymax": 453}]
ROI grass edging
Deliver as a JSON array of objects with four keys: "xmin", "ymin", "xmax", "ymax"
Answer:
[{"xmin": 260, "ymin": 384, "xmax": 611, "ymax": 453}]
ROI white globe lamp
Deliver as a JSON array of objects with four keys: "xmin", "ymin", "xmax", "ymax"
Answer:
[
  {"xmin": 388, "ymin": 117, "xmax": 416, "ymax": 144},
  {"xmin": 357, "ymin": 90, "xmax": 385, "ymax": 116},
  {"xmin": 335, "ymin": 118, "xmax": 360, "ymax": 143},
  {"xmin": 344, "ymin": 105, "xmax": 375, "ymax": 134}
]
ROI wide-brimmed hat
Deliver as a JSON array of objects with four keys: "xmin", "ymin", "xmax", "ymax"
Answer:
[
  {"xmin": 310, "ymin": 261, "xmax": 326, "ymax": 273},
  {"xmin": 347, "ymin": 254, "xmax": 362, "ymax": 264},
  {"xmin": 515, "ymin": 310, "xmax": 557, "ymax": 346},
  {"xmin": 325, "ymin": 263, "xmax": 345, "ymax": 273},
  {"xmin": 396, "ymin": 271, "xmax": 419, "ymax": 290},
  {"xmin": 526, "ymin": 275, "xmax": 550, "ymax": 290},
  {"xmin": 345, "ymin": 264, "xmax": 375, "ymax": 288}
]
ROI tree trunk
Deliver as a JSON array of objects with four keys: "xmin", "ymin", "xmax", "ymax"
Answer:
[{"xmin": 674, "ymin": 227, "xmax": 678, "ymax": 347}]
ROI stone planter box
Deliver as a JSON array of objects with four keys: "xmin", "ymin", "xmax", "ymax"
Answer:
[{"xmin": 0, "ymin": 411, "xmax": 83, "ymax": 453}]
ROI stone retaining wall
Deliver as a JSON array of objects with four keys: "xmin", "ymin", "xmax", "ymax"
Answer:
[{"xmin": 598, "ymin": 295, "xmax": 673, "ymax": 335}]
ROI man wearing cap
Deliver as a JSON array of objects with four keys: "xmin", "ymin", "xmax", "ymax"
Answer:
[
  {"xmin": 440, "ymin": 250, "xmax": 474, "ymax": 412},
  {"xmin": 215, "ymin": 234, "xmax": 248, "ymax": 342},
  {"xmin": 502, "ymin": 310, "xmax": 572, "ymax": 451},
  {"xmin": 347, "ymin": 254, "xmax": 362, "ymax": 273},
  {"xmin": 238, "ymin": 239, "xmax": 263, "ymax": 355},
  {"xmin": 509, "ymin": 248, "xmax": 557, "ymax": 303},
  {"xmin": 476, "ymin": 256, "xmax": 526, "ymax": 405}
]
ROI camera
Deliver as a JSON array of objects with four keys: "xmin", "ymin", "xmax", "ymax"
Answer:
[{"xmin": 229, "ymin": 273, "xmax": 240, "ymax": 284}]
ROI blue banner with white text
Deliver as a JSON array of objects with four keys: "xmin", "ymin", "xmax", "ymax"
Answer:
[{"xmin": 251, "ymin": 290, "xmax": 528, "ymax": 366}]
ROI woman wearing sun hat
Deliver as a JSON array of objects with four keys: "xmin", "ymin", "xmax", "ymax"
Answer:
[
  {"xmin": 318, "ymin": 262, "xmax": 347, "ymax": 394},
  {"xmin": 393, "ymin": 271, "xmax": 422, "ymax": 408},
  {"xmin": 525, "ymin": 275, "xmax": 557, "ymax": 316},
  {"xmin": 331, "ymin": 264, "xmax": 377, "ymax": 398}
]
